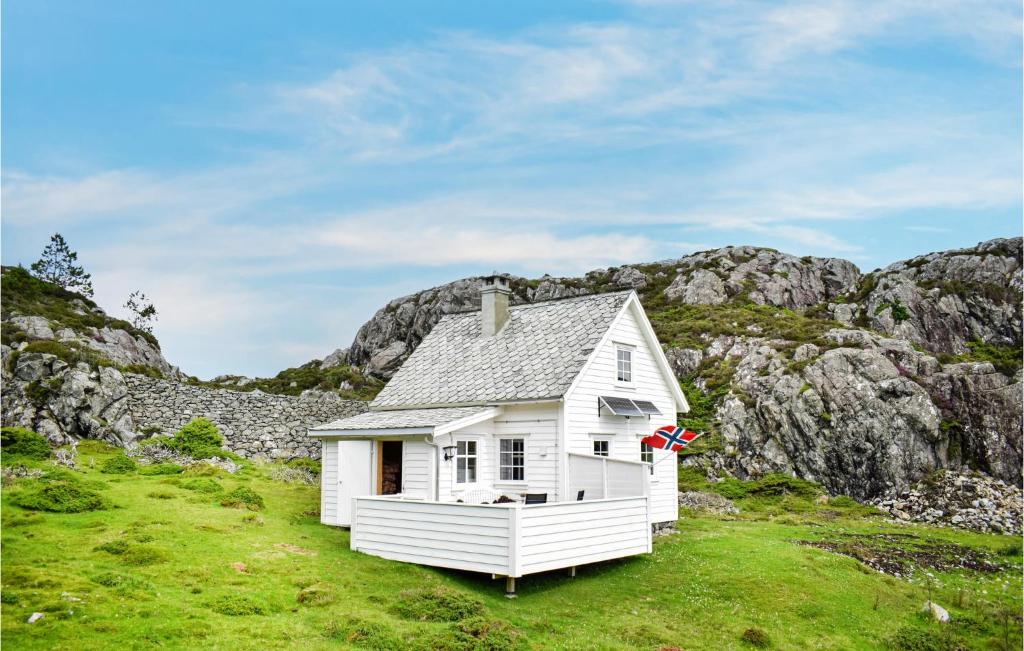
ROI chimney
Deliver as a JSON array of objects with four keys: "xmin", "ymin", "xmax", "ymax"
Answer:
[{"xmin": 480, "ymin": 274, "xmax": 511, "ymax": 336}]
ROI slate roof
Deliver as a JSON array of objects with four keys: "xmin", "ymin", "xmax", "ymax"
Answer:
[
  {"xmin": 310, "ymin": 406, "xmax": 493, "ymax": 432},
  {"xmin": 371, "ymin": 291, "xmax": 633, "ymax": 408}
]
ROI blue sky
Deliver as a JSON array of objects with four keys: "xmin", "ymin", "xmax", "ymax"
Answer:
[{"xmin": 2, "ymin": 1, "xmax": 1021, "ymax": 379}]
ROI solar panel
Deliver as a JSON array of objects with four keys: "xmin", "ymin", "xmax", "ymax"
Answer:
[
  {"xmin": 599, "ymin": 396, "xmax": 644, "ymax": 417},
  {"xmin": 631, "ymin": 399, "xmax": 662, "ymax": 416}
]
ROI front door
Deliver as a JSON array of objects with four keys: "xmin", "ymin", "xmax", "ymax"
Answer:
[
  {"xmin": 336, "ymin": 440, "xmax": 373, "ymax": 526},
  {"xmin": 377, "ymin": 441, "xmax": 403, "ymax": 495}
]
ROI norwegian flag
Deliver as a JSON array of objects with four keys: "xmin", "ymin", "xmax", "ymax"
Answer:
[{"xmin": 642, "ymin": 425, "xmax": 702, "ymax": 452}]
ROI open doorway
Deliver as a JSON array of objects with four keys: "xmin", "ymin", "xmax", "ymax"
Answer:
[{"xmin": 377, "ymin": 441, "xmax": 403, "ymax": 495}]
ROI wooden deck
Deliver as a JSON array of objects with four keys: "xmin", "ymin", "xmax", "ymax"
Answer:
[{"xmin": 349, "ymin": 495, "xmax": 652, "ymax": 580}]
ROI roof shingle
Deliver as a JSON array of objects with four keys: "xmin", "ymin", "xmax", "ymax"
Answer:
[
  {"xmin": 371, "ymin": 291, "xmax": 632, "ymax": 408},
  {"xmin": 310, "ymin": 406, "xmax": 493, "ymax": 432}
]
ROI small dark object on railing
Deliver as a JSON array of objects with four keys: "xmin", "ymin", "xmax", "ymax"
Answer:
[
  {"xmin": 524, "ymin": 493, "xmax": 548, "ymax": 505},
  {"xmin": 493, "ymin": 495, "xmax": 516, "ymax": 504}
]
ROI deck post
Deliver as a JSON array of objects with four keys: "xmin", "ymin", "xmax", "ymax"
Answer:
[
  {"xmin": 505, "ymin": 576, "xmax": 517, "ymax": 598},
  {"xmin": 568, "ymin": 566, "xmax": 576, "ymax": 578}
]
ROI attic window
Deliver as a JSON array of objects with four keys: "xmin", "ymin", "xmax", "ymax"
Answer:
[{"xmin": 616, "ymin": 346, "xmax": 633, "ymax": 383}]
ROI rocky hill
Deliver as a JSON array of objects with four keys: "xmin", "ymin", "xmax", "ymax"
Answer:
[
  {"xmin": 3, "ymin": 239, "xmax": 1020, "ymax": 500},
  {"xmin": 0, "ymin": 266, "xmax": 368, "ymax": 447},
  {"xmin": 344, "ymin": 238, "xmax": 1022, "ymax": 499}
]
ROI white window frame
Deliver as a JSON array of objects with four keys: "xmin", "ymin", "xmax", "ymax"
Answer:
[
  {"xmin": 496, "ymin": 437, "xmax": 527, "ymax": 483},
  {"xmin": 593, "ymin": 440, "xmax": 610, "ymax": 457},
  {"xmin": 615, "ymin": 343, "xmax": 634, "ymax": 386},
  {"xmin": 454, "ymin": 439, "xmax": 479, "ymax": 485},
  {"xmin": 640, "ymin": 441, "xmax": 657, "ymax": 480}
]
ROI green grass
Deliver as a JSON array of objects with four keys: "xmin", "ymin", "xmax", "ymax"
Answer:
[
  {"xmin": 646, "ymin": 302, "xmax": 844, "ymax": 351},
  {"xmin": 936, "ymin": 340, "xmax": 1023, "ymax": 377},
  {"xmin": 2, "ymin": 444, "xmax": 1021, "ymax": 650}
]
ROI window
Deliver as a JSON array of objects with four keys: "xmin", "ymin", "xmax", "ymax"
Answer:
[
  {"xmin": 499, "ymin": 438, "xmax": 525, "ymax": 481},
  {"xmin": 593, "ymin": 440, "xmax": 609, "ymax": 457},
  {"xmin": 641, "ymin": 442, "xmax": 655, "ymax": 475},
  {"xmin": 455, "ymin": 440, "xmax": 477, "ymax": 483},
  {"xmin": 640, "ymin": 442, "xmax": 654, "ymax": 465},
  {"xmin": 616, "ymin": 346, "xmax": 633, "ymax": 383}
]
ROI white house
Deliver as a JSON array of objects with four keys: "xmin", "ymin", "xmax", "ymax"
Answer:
[{"xmin": 309, "ymin": 275, "xmax": 688, "ymax": 595}]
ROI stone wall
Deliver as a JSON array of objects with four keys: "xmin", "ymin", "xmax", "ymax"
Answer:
[{"xmin": 123, "ymin": 375, "xmax": 368, "ymax": 459}]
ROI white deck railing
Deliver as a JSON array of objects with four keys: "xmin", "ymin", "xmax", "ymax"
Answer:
[
  {"xmin": 350, "ymin": 495, "xmax": 651, "ymax": 578},
  {"xmin": 566, "ymin": 452, "xmax": 650, "ymax": 501}
]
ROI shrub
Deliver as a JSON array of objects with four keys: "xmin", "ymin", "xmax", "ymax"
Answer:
[
  {"xmin": 208, "ymin": 594, "xmax": 267, "ymax": 616},
  {"xmin": 167, "ymin": 418, "xmax": 226, "ymax": 459},
  {"xmin": 286, "ymin": 457, "xmax": 321, "ymax": 476},
  {"xmin": 182, "ymin": 464, "xmax": 228, "ymax": 477},
  {"xmin": 121, "ymin": 545, "xmax": 170, "ymax": 566},
  {"xmin": 828, "ymin": 495, "xmax": 859, "ymax": 508},
  {"xmin": 181, "ymin": 478, "xmax": 223, "ymax": 494},
  {"xmin": 138, "ymin": 463, "xmax": 183, "ymax": 476},
  {"xmin": 391, "ymin": 587, "xmax": 485, "ymax": 622},
  {"xmin": 1, "ymin": 427, "xmax": 50, "ymax": 460},
  {"xmin": 324, "ymin": 617, "xmax": 403, "ymax": 649},
  {"xmin": 95, "ymin": 539, "xmax": 130, "ymax": 555},
  {"xmin": 220, "ymin": 487, "xmax": 264, "ymax": 511},
  {"xmin": 746, "ymin": 474, "xmax": 821, "ymax": 499},
  {"xmin": 101, "ymin": 453, "xmax": 137, "ymax": 474},
  {"xmin": 91, "ymin": 572, "xmax": 152, "ymax": 593},
  {"xmin": 885, "ymin": 625, "xmax": 961, "ymax": 651},
  {"xmin": 452, "ymin": 617, "xmax": 525, "ymax": 650},
  {"xmin": 296, "ymin": 583, "xmax": 335, "ymax": 607},
  {"xmin": 741, "ymin": 627, "xmax": 772, "ymax": 648},
  {"xmin": 11, "ymin": 480, "xmax": 109, "ymax": 513},
  {"xmin": 146, "ymin": 490, "xmax": 176, "ymax": 499}
]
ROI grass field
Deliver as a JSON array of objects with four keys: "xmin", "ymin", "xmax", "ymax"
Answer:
[{"xmin": 2, "ymin": 442, "xmax": 1021, "ymax": 650}]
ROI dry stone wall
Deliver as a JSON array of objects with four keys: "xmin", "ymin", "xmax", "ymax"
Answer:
[{"xmin": 123, "ymin": 375, "xmax": 367, "ymax": 459}]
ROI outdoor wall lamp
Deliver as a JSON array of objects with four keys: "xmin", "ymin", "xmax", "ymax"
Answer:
[{"xmin": 442, "ymin": 445, "xmax": 457, "ymax": 461}]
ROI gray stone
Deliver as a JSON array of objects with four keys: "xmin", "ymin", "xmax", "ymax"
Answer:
[
  {"xmin": 319, "ymin": 347, "xmax": 350, "ymax": 370},
  {"xmin": 9, "ymin": 316, "xmax": 55, "ymax": 340},
  {"xmin": 664, "ymin": 269, "xmax": 727, "ymax": 305}
]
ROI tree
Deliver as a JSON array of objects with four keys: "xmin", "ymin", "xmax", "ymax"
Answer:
[
  {"xmin": 124, "ymin": 290, "xmax": 158, "ymax": 334},
  {"xmin": 30, "ymin": 233, "xmax": 94, "ymax": 297}
]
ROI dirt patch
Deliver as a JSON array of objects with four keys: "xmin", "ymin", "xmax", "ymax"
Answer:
[
  {"xmin": 796, "ymin": 533, "xmax": 1005, "ymax": 577},
  {"xmin": 274, "ymin": 543, "xmax": 316, "ymax": 556}
]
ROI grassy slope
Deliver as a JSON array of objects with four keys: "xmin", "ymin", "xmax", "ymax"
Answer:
[{"xmin": 3, "ymin": 444, "xmax": 1020, "ymax": 650}]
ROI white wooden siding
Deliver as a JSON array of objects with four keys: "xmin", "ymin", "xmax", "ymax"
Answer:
[
  {"xmin": 320, "ymin": 440, "xmax": 339, "ymax": 525},
  {"xmin": 436, "ymin": 403, "xmax": 560, "ymax": 501},
  {"xmin": 350, "ymin": 496, "xmax": 650, "ymax": 577},
  {"xmin": 401, "ymin": 441, "xmax": 432, "ymax": 498},
  {"xmin": 564, "ymin": 303, "xmax": 679, "ymax": 523}
]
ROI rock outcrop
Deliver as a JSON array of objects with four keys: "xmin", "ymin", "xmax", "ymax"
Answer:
[
  {"xmin": 1, "ymin": 351, "xmax": 137, "ymax": 445},
  {"xmin": 686, "ymin": 328, "xmax": 1021, "ymax": 499},
  {"xmin": 861, "ymin": 237, "xmax": 1022, "ymax": 355},
  {"xmin": 663, "ymin": 246, "xmax": 860, "ymax": 308}
]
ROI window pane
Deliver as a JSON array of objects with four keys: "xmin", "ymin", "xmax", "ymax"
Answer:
[
  {"xmin": 457, "ymin": 459, "xmax": 466, "ymax": 483},
  {"xmin": 457, "ymin": 441, "xmax": 468, "ymax": 455},
  {"xmin": 466, "ymin": 457, "xmax": 476, "ymax": 482}
]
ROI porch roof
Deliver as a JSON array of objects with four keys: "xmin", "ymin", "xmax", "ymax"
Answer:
[{"xmin": 309, "ymin": 405, "xmax": 500, "ymax": 437}]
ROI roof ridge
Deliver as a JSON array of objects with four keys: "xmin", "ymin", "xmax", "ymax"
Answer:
[{"xmin": 443, "ymin": 289, "xmax": 632, "ymax": 317}]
